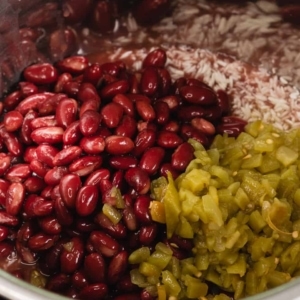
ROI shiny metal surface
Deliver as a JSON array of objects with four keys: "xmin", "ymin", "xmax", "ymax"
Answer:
[{"xmin": 0, "ymin": 267, "xmax": 299, "ymax": 300}]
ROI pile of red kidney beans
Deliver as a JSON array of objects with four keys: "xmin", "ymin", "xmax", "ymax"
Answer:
[{"xmin": 0, "ymin": 47, "xmax": 248, "ymax": 299}]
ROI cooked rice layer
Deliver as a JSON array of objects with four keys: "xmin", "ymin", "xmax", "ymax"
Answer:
[{"xmin": 82, "ymin": 0, "xmax": 300, "ymax": 88}]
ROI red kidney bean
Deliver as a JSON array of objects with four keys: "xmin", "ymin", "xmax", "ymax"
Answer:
[
  {"xmin": 24, "ymin": 195, "xmax": 53, "ymax": 218},
  {"xmin": 112, "ymin": 94, "xmax": 135, "ymax": 117},
  {"xmin": 154, "ymin": 101, "xmax": 170, "ymax": 125},
  {"xmin": 46, "ymin": 273, "xmax": 70, "ymax": 293},
  {"xmin": 135, "ymin": 99, "xmax": 156, "ymax": 122},
  {"xmin": 112, "ymin": 170, "xmax": 125, "ymax": 191},
  {"xmin": 54, "ymin": 197, "xmax": 74, "ymax": 226},
  {"xmin": 101, "ymin": 102, "xmax": 124, "ymax": 128},
  {"xmin": 3, "ymin": 90, "xmax": 22, "ymax": 110},
  {"xmin": 157, "ymin": 68, "xmax": 172, "ymax": 96},
  {"xmin": 156, "ymin": 130, "xmax": 183, "ymax": 149},
  {"xmin": 76, "ymin": 185, "xmax": 99, "ymax": 216},
  {"xmin": 139, "ymin": 147, "xmax": 165, "ymax": 175},
  {"xmin": 63, "ymin": 120, "xmax": 82, "ymax": 145},
  {"xmin": 79, "ymin": 110, "xmax": 102, "ymax": 136},
  {"xmin": 179, "ymin": 85, "xmax": 217, "ymax": 106},
  {"xmin": 35, "ymin": 144, "xmax": 59, "ymax": 168},
  {"xmin": 69, "ymin": 156, "xmax": 102, "ymax": 176},
  {"xmin": 216, "ymin": 122, "xmax": 246, "ymax": 137},
  {"xmin": 168, "ymin": 234, "xmax": 193, "ymax": 251},
  {"xmin": 78, "ymin": 136, "xmax": 105, "ymax": 155},
  {"xmin": 53, "ymin": 146, "xmax": 82, "ymax": 166},
  {"xmin": 95, "ymin": 213, "xmax": 127, "ymax": 239},
  {"xmin": 109, "ymin": 156, "xmax": 138, "ymax": 170},
  {"xmin": 51, "ymin": 185, "xmax": 61, "ymax": 202},
  {"xmin": 139, "ymin": 223, "xmax": 158, "ymax": 245},
  {"xmin": 221, "ymin": 115, "xmax": 248, "ymax": 125},
  {"xmin": 203, "ymin": 105, "xmax": 222, "ymax": 121},
  {"xmin": 84, "ymin": 252, "xmax": 106, "ymax": 283},
  {"xmin": 28, "ymin": 233, "xmax": 58, "ymax": 251},
  {"xmin": 83, "ymin": 63, "xmax": 103, "ymax": 86},
  {"xmin": 160, "ymin": 163, "xmax": 180, "ymax": 179},
  {"xmin": 19, "ymin": 82, "xmax": 38, "ymax": 97},
  {"xmin": 0, "ymin": 226, "xmax": 9, "ymax": 242},
  {"xmin": 79, "ymin": 283, "xmax": 108, "ymax": 300},
  {"xmin": 125, "ymin": 167, "xmax": 150, "ymax": 195},
  {"xmin": 142, "ymin": 48, "xmax": 167, "ymax": 68},
  {"xmin": 75, "ymin": 218, "xmax": 97, "ymax": 233},
  {"xmin": 133, "ymin": 129, "xmax": 156, "ymax": 157},
  {"xmin": 105, "ymin": 135, "xmax": 134, "ymax": 155},
  {"xmin": 0, "ymin": 153, "xmax": 12, "ymax": 176},
  {"xmin": 133, "ymin": 0, "xmax": 171, "ymax": 26},
  {"xmin": 177, "ymin": 105, "xmax": 205, "ymax": 121},
  {"xmin": 3, "ymin": 111, "xmax": 23, "ymax": 132},
  {"xmin": 72, "ymin": 271, "xmax": 88, "ymax": 290},
  {"xmin": 24, "ymin": 63, "xmax": 58, "ymax": 85},
  {"xmin": 134, "ymin": 195, "xmax": 152, "ymax": 225},
  {"xmin": 31, "ymin": 126, "xmax": 64, "ymax": 144},
  {"xmin": 54, "ymin": 73, "xmax": 73, "ymax": 93},
  {"xmin": 5, "ymin": 164, "xmax": 31, "ymax": 183},
  {"xmin": 56, "ymin": 56, "xmax": 89, "ymax": 74},
  {"xmin": 140, "ymin": 67, "xmax": 160, "ymax": 97},
  {"xmin": 99, "ymin": 179, "xmax": 113, "ymax": 195},
  {"xmin": 20, "ymin": 110, "xmax": 38, "ymax": 145},
  {"xmin": 108, "ymin": 250, "xmax": 128, "ymax": 285},
  {"xmin": 122, "ymin": 206, "xmax": 138, "ymax": 231},
  {"xmin": 63, "ymin": 81, "xmax": 81, "ymax": 98},
  {"xmin": 23, "ymin": 176, "xmax": 45, "ymax": 193},
  {"xmin": 115, "ymin": 115, "xmax": 137, "ymax": 138},
  {"xmin": 101, "ymin": 80, "xmax": 130, "ymax": 100},
  {"xmin": 80, "ymin": 98, "xmax": 101, "ymax": 117},
  {"xmin": 0, "ymin": 211, "xmax": 19, "ymax": 226},
  {"xmin": 30, "ymin": 115, "xmax": 58, "ymax": 130},
  {"xmin": 88, "ymin": 0, "xmax": 116, "ymax": 34},
  {"xmin": 59, "ymin": 174, "xmax": 81, "ymax": 208},
  {"xmin": 162, "ymin": 120, "xmax": 180, "ymax": 133},
  {"xmin": 0, "ymin": 179, "xmax": 9, "ymax": 206},
  {"xmin": 24, "ymin": 147, "xmax": 37, "ymax": 163},
  {"xmin": 191, "ymin": 117, "xmax": 216, "ymax": 135},
  {"xmin": 56, "ymin": 98, "xmax": 78, "ymax": 128},
  {"xmin": 16, "ymin": 93, "xmax": 54, "ymax": 115},
  {"xmin": 44, "ymin": 166, "xmax": 69, "ymax": 186},
  {"xmin": 90, "ymin": 231, "xmax": 121, "ymax": 257},
  {"xmin": 0, "ymin": 129, "xmax": 23, "ymax": 156},
  {"xmin": 171, "ymin": 142, "xmax": 195, "ymax": 172},
  {"xmin": 180, "ymin": 124, "xmax": 209, "ymax": 147},
  {"xmin": 39, "ymin": 216, "xmax": 62, "ymax": 235},
  {"xmin": 38, "ymin": 94, "xmax": 67, "ymax": 116},
  {"xmin": 60, "ymin": 237, "xmax": 84, "ymax": 274},
  {"xmin": 216, "ymin": 89, "xmax": 231, "ymax": 115},
  {"xmin": 101, "ymin": 61, "xmax": 124, "ymax": 77},
  {"xmin": 29, "ymin": 160, "xmax": 50, "ymax": 178},
  {"xmin": 78, "ymin": 82, "xmax": 101, "ymax": 103},
  {"xmin": 84, "ymin": 169, "xmax": 110, "ymax": 186},
  {"xmin": 44, "ymin": 241, "xmax": 64, "ymax": 273},
  {"xmin": 0, "ymin": 242, "xmax": 15, "ymax": 259},
  {"xmin": 6, "ymin": 182, "xmax": 25, "ymax": 216}
]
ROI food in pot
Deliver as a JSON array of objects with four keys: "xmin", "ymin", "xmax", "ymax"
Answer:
[{"xmin": 0, "ymin": 48, "xmax": 241, "ymax": 299}]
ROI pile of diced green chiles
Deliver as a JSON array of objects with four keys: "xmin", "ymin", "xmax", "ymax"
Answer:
[{"xmin": 129, "ymin": 120, "xmax": 300, "ymax": 299}]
